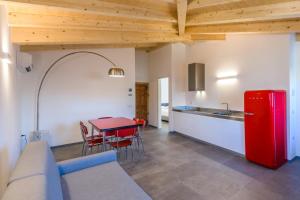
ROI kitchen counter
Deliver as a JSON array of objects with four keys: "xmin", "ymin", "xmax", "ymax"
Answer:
[{"xmin": 173, "ymin": 106, "xmax": 244, "ymax": 122}]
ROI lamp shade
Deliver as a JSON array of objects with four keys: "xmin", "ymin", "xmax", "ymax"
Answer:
[{"xmin": 108, "ymin": 67, "xmax": 125, "ymax": 78}]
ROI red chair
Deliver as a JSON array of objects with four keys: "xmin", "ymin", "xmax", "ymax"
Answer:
[
  {"xmin": 133, "ymin": 118, "xmax": 146, "ymax": 153},
  {"xmin": 133, "ymin": 118, "xmax": 147, "ymax": 127},
  {"xmin": 80, "ymin": 121, "xmax": 105, "ymax": 155},
  {"xmin": 98, "ymin": 116, "xmax": 113, "ymax": 119},
  {"xmin": 108, "ymin": 128, "xmax": 136, "ymax": 160}
]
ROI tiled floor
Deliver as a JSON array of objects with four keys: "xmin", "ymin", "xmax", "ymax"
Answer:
[{"xmin": 52, "ymin": 123, "xmax": 300, "ymax": 200}]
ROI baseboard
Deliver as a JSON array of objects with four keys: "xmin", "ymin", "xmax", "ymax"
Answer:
[
  {"xmin": 51, "ymin": 141, "xmax": 83, "ymax": 149},
  {"xmin": 288, "ymin": 156, "xmax": 300, "ymax": 162},
  {"xmin": 147, "ymin": 124, "xmax": 157, "ymax": 128}
]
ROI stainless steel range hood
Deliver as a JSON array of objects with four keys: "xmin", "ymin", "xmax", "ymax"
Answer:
[{"xmin": 188, "ymin": 63, "xmax": 205, "ymax": 91}]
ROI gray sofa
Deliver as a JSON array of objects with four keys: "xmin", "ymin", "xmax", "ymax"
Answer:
[{"xmin": 2, "ymin": 141, "xmax": 151, "ymax": 200}]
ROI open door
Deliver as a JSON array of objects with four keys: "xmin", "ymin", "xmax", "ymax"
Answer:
[{"xmin": 158, "ymin": 77, "xmax": 169, "ymax": 129}]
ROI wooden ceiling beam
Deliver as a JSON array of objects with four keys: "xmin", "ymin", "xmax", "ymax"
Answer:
[
  {"xmin": 11, "ymin": 27, "xmax": 226, "ymax": 45},
  {"xmin": 1, "ymin": 0, "xmax": 177, "ymax": 23},
  {"xmin": 176, "ymin": 0, "xmax": 187, "ymax": 35},
  {"xmin": 8, "ymin": 11, "xmax": 177, "ymax": 33},
  {"xmin": 188, "ymin": 0, "xmax": 296, "ymax": 16},
  {"xmin": 191, "ymin": 34, "xmax": 226, "ymax": 40},
  {"xmin": 6, "ymin": 5, "xmax": 175, "ymax": 25},
  {"xmin": 10, "ymin": 27, "xmax": 191, "ymax": 45},
  {"xmin": 99, "ymin": 0, "xmax": 176, "ymax": 13},
  {"xmin": 19, "ymin": 43, "xmax": 161, "ymax": 52},
  {"xmin": 186, "ymin": 19, "xmax": 300, "ymax": 34},
  {"xmin": 187, "ymin": 1, "xmax": 300, "ymax": 26},
  {"xmin": 188, "ymin": 0, "xmax": 241, "ymax": 10}
]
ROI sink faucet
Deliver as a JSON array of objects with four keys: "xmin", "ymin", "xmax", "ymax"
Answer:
[{"xmin": 221, "ymin": 103, "xmax": 230, "ymax": 113}]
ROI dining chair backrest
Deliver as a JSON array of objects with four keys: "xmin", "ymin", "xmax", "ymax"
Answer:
[
  {"xmin": 133, "ymin": 118, "xmax": 147, "ymax": 127},
  {"xmin": 98, "ymin": 116, "xmax": 112, "ymax": 119},
  {"xmin": 116, "ymin": 128, "xmax": 136, "ymax": 138},
  {"xmin": 79, "ymin": 121, "xmax": 88, "ymax": 141}
]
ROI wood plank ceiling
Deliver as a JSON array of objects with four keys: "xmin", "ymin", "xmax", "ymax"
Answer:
[{"xmin": 0, "ymin": 0, "xmax": 300, "ymax": 51}]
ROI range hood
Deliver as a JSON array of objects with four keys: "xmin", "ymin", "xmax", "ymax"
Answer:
[{"xmin": 188, "ymin": 63, "xmax": 205, "ymax": 91}]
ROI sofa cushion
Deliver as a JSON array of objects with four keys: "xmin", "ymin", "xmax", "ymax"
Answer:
[
  {"xmin": 9, "ymin": 141, "xmax": 48, "ymax": 183},
  {"xmin": 8, "ymin": 141, "xmax": 63, "ymax": 200},
  {"xmin": 57, "ymin": 150, "xmax": 117, "ymax": 175},
  {"xmin": 61, "ymin": 161, "xmax": 152, "ymax": 200},
  {"xmin": 2, "ymin": 175, "xmax": 47, "ymax": 200}
]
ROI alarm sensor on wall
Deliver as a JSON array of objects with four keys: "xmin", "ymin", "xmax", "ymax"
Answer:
[{"xmin": 16, "ymin": 51, "xmax": 33, "ymax": 73}]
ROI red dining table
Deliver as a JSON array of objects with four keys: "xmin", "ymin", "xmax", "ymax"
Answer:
[{"xmin": 88, "ymin": 117, "xmax": 140, "ymax": 151}]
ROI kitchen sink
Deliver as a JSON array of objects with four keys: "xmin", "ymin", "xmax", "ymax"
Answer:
[{"xmin": 212, "ymin": 111, "xmax": 232, "ymax": 116}]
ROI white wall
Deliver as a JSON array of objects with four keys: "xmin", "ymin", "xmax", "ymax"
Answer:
[
  {"xmin": 295, "ymin": 42, "xmax": 300, "ymax": 157},
  {"xmin": 148, "ymin": 43, "xmax": 186, "ymax": 129},
  {"xmin": 19, "ymin": 48, "xmax": 135, "ymax": 146},
  {"xmin": 171, "ymin": 43, "xmax": 186, "ymax": 107},
  {"xmin": 135, "ymin": 50, "xmax": 149, "ymax": 82},
  {"xmin": 169, "ymin": 43, "xmax": 187, "ymax": 131},
  {"xmin": 0, "ymin": 5, "xmax": 21, "ymax": 197},
  {"xmin": 148, "ymin": 45, "xmax": 172, "ymax": 127},
  {"xmin": 185, "ymin": 34, "xmax": 290, "ymax": 111}
]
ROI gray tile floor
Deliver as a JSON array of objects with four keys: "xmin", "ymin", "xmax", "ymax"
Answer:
[{"xmin": 52, "ymin": 123, "xmax": 300, "ymax": 200}]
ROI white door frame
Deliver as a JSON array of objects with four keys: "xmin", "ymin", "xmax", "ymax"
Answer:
[{"xmin": 157, "ymin": 77, "xmax": 169, "ymax": 129}]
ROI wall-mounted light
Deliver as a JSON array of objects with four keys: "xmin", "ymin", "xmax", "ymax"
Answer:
[
  {"xmin": 217, "ymin": 77, "xmax": 238, "ymax": 85},
  {"xmin": 216, "ymin": 70, "xmax": 238, "ymax": 85},
  {"xmin": 0, "ymin": 52, "xmax": 11, "ymax": 64},
  {"xmin": 196, "ymin": 90, "xmax": 206, "ymax": 98}
]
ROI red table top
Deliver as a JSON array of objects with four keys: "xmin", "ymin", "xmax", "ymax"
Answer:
[{"xmin": 88, "ymin": 117, "xmax": 139, "ymax": 132}]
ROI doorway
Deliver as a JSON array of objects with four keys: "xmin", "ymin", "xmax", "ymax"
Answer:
[
  {"xmin": 158, "ymin": 77, "xmax": 169, "ymax": 130},
  {"xmin": 135, "ymin": 82, "xmax": 149, "ymax": 121}
]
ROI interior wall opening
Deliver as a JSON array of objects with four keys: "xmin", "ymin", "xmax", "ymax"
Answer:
[{"xmin": 158, "ymin": 77, "xmax": 169, "ymax": 130}]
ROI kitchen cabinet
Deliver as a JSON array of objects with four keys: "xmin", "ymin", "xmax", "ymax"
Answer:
[{"xmin": 173, "ymin": 111, "xmax": 245, "ymax": 155}]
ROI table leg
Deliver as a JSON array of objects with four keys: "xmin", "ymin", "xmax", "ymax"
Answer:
[{"xmin": 103, "ymin": 132, "xmax": 106, "ymax": 151}]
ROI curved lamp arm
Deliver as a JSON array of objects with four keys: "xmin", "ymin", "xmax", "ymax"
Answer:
[{"xmin": 36, "ymin": 51, "xmax": 118, "ymax": 131}]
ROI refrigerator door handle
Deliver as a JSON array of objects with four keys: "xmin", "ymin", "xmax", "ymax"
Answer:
[{"xmin": 244, "ymin": 112, "xmax": 255, "ymax": 116}]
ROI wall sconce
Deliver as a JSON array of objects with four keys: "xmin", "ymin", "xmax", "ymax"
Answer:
[
  {"xmin": 216, "ymin": 71, "xmax": 238, "ymax": 85},
  {"xmin": 0, "ymin": 52, "xmax": 11, "ymax": 64},
  {"xmin": 217, "ymin": 77, "xmax": 238, "ymax": 85},
  {"xmin": 196, "ymin": 90, "xmax": 206, "ymax": 98}
]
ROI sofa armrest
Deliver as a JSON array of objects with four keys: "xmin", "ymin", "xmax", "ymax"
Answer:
[{"xmin": 57, "ymin": 150, "xmax": 117, "ymax": 175}]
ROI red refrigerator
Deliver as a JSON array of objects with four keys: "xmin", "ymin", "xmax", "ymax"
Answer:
[{"xmin": 244, "ymin": 90, "xmax": 287, "ymax": 169}]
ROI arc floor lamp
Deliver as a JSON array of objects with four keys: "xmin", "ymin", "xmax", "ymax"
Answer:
[{"xmin": 36, "ymin": 51, "xmax": 125, "ymax": 131}]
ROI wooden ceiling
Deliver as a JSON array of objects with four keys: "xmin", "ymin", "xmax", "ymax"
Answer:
[{"xmin": 0, "ymin": 0, "xmax": 300, "ymax": 51}]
